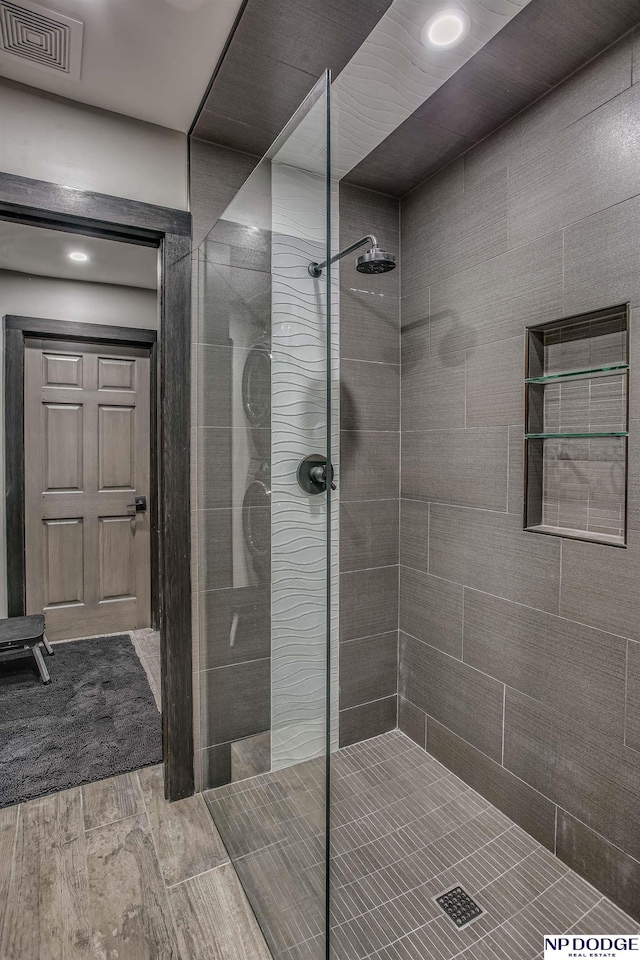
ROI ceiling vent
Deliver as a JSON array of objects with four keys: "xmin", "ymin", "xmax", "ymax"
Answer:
[{"xmin": 0, "ymin": 0, "xmax": 83, "ymax": 81}]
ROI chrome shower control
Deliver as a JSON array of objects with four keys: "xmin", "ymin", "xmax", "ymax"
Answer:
[{"xmin": 297, "ymin": 454, "xmax": 336, "ymax": 495}]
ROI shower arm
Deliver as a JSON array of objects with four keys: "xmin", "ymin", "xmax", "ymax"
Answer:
[{"xmin": 308, "ymin": 235, "xmax": 378, "ymax": 278}]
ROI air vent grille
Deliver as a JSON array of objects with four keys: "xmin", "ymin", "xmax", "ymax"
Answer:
[{"xmin": 0, "ymin": 0, "xmax": 82, "ymax": 81}]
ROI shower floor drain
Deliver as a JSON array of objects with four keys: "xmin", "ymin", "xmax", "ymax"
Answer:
[{"xmin": 435, "ymin": 886, "xmax": 483, "ymax": 928}]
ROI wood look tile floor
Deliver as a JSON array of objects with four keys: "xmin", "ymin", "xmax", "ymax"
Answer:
[
  {"xmin": 1, "ymin": 630, "xmax": 267, "ymax": 960},
  {"xmin": 205, "ymin": 730, "xmax": 640, "ymax": 960},
  {"xmin": 2, "ymin": 728, "xmax": 638, "ymax": 960},
  {"xmin": 130, "ymin": 627, "xmax": 162, "ymax": 710},
  {"xmin": 0, "ymin": 765, "xmax": 273, "ymax": 960}
]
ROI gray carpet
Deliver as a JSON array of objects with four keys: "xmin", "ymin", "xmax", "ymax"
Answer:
[{"xmin": 0, "ymin": 634, "xmax": 162, "ymax": 808}]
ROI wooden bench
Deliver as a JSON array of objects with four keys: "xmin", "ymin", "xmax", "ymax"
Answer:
[{"xmin": 0, "ymin": 615, "xmax": 53, "ymax": 684}]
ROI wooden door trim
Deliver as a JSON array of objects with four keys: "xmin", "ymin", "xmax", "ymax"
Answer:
[
  {"xmin": 7, "ymin": 318, "xmax": 158, "ymax": 628},
  {"xmin": 0, "ymin": 172, "xmax": 193, "ymax": 801}
]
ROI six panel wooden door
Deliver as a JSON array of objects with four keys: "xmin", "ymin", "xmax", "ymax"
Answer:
[{"xmin": 24, "ymin": 339, "xmax": 152, "ymax": 641}]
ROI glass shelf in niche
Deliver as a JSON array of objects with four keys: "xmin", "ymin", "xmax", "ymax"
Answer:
[
  {"xmin": 525, "ymin": 362, "xmax": 629, "ymax": 384},
  {"xmin": 525, "ymin": 431, "xmax": 629, "ymax": 439}
]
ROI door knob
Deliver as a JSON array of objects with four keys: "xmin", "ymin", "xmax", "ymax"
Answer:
[
  {"xmin": 297, "ymin": 455, "xmax": 336, "ymax": 495},
  {"xmin": 127, "ymin": 495, "xmax": 147, "ymax": 515}
]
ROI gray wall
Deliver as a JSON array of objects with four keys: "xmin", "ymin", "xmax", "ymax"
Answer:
[
  {"xmin": 398, "ymin": 32, "xmax": 640, "ymax": 921},
  {"xmin": 189, "ymin": 141, "xmax": 401, "ymax": 786},
  {"xmin": 0, "ymin": 78, "xmax": 188, "ymax": 209},
  {"xmin": 0, "ymin": 270, "xmax": 158, "ymax": 329}
]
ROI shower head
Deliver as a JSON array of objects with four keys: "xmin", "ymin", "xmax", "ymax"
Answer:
[
  {"xmin": 308, "ymin": 234, "xmax": 397, "ymax": 278},
  {"xmin": 355, "ymin": 246, "xmax": 396, "ymax": 274}
]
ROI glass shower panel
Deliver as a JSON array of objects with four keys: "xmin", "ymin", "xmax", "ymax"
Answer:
[{"xmin": 197, "ymin": 72, "xmax": 335, "ymax": 960}]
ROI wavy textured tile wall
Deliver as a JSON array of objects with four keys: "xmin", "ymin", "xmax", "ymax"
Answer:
[{"xmin": 270, "ymin": 160, "xmax": 340, "ymax": 770}]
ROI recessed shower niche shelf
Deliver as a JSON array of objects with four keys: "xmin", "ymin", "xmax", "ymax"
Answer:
[
  {"xmin": 525, "ymin": 431, "xmax": 629, "ymax": 439},
  {"xmin": 524, "ymin": 304, "xmax": 630, "ymax": 548},
  {"xmin": 525, "ymin": 362, "xmax": 629, "ymax": 384}
]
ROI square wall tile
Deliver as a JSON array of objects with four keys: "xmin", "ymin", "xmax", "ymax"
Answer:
[
  {"xmin": 560, "ymin": 535, "xmax": 640, "ymax": 640},
  {"xmin": 400, "ymin": 499, "xmax": 429, "ymax": 573},
  {"xmin": 398, "ymin": 696, "xmax": 426, "ymax": 747},
  {"xmin": 509, "ymin": 83, "xmax": 640, "ymax": 249},
  {"xmin": 399, "ymin": 632, "xmax": 504, "ymax": 762},
  {"xmin": 465, "ymin": 336, "xmax": 524, "ymax": 427},
  {"xmin": 402, "ymin": 351, "xmax": 465, "ymax": 432},
  {"xmin": 556, "ymin": 809, "xmax": 640, "ymax": 923},
  {"xmin": 463, "ymin": 589, "xmax": 626, "ymax": 738},
  {"xmin": 503, "ymin": 687, "xmax": 640, "ymax": 861},
  {"xmin": 197, "ymin": 428, "xmax": 232, "ymax": 510},
  {"xmin": 341, "ymin": 285, "xmax": 399, "ymax": 364},
  {"xmin": 200, "ymin": 743, "xmax": 232, "ymax": 790},
  {"xmin": 429, "ymin": 232, "xmax": 563, "ymax": 356},
  {"xmin": 340, "ymin": 633, "xmax": 397, "ymax": 710},
  {"xmin": 495, "ymin": 34, "xmax": 633, "ymax": 174},
  {"xmin": 402, "ymin": 166, "xmax": 507, "ymax": 291},
  {"xmin": 198, "ymin": 507, "xmax": 270, "ymax": 592},
  {"xmin": 341, "ymin": 360, "xmax": 399, "ymax": 432},
  {"xmin": 197, "ymin": 259, "xmax": 270, "ymax": 346},
  {"xmin": 626, "ymin": 639, "xmax": 640, "ymax": 752},
  {"xmin": 340, "ymin": 431, "xmax": 399, "ymax": 502},
  {"xmin": 199, "ymin": 583, "xmax": 270, "ymax": 671},
  {"xmin": 564, "ymin": 193, "xmax": 640, "ymax": 316},
  {"xmin": 508, "ymin": 426, "xmax": 525, "ymax": 516},
  {"xmin": 200, "ymin": 658, "xmax": 270, "ymax": 747},
  {"xmin": 340, "ymin": 567, "xmax": 398, "ymax": 642},
  {"xmin": 339, "ymin": 696, "xmax": 397, "ymax": 748},
  {"xmin": 427, "ymin": 719, "xmax": 556, "ymax": 850},
  {"xmin": 429, "ymin": 505, "xmax": 560, "ymax": 613},
  {"xmin": 399, "ymin": 567, "xmax": 463, "ymax": 659},
  {"xmin": 401, "ymin": 287, "xmax": 429, "ymax": 365},
  {"xmin": 340, "ymin": 500, "xmax": 399, "ymax": 572},
  {"xmin": 401, "ymin": 428, "xmax": 508, "ymax": 510}
]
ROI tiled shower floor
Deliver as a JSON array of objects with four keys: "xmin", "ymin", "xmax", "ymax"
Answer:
[{"xmin": 204, "ymin": 730, "xmax": 639, "ymax": 960}]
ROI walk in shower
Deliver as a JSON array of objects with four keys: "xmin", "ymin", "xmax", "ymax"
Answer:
[{"xmin": 193, "ymin": 31, "xmax": 640, "ymax": 959}]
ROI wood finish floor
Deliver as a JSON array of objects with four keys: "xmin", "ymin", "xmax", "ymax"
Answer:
[
  {"xmin": 3, "ymin": 721, "xmax": 638, "ymax": 960},
  {"xmin": 0, "ymin": 765, "xmax": 273, "ymax": 960},
  {"xmin": 1, "ymin": 629, "xmax": 271, "ymax": 960},
  {"xmin": 130, "ymin": 627, "xmax": 162, "ymax": 710}
]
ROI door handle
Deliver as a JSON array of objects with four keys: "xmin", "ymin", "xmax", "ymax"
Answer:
[{"xmin": 127, "ymin": 495, "xmax": 147, "ymax": 515}]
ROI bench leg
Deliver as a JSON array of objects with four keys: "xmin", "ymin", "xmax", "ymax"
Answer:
[
  {"xmin": 42, "ymin": 632, "xmax": 54, "ymax": 656},
  {"xmin": 32, "ymin": 644, "xmax": 51, "ymax": 684}
]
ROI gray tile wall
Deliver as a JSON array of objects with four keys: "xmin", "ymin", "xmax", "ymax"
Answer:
[
  {"xmin": 398, "ymin": 32, "xmax": 640, "ymax": 922},
  {"xmin": 190, "ymin": 149, "xmax": 401, "ymax": 785},
  {"xmin": 338, "ymin": 183, "xmax": 400, "ymax": 744}
]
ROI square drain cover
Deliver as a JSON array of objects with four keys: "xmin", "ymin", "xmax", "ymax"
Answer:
[{"xmin": 435, "ymin": 886, "xmax": 483, "ymax": 928}]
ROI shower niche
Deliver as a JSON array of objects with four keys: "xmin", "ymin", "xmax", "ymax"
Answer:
[{"xmin": 524, "ymin": 304, "xmax": 629, "ymax": 547}]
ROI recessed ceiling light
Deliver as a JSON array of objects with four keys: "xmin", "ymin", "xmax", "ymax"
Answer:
[
  {"xmin": 68, "ymin": 251, "xmax": 89, "ymax": 262},
  {"xmin": 422, "ymin": 9, "xmax": 470, "ymax": 48}
]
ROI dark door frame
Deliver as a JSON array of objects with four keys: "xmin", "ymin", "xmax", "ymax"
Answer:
[
  {"xmin": 0, "ymin": 171, "xmax": 194, "ymax": 801},
  {"xmin": 5, "ymin": 316, "xmax": 159, "ymax": 624}
]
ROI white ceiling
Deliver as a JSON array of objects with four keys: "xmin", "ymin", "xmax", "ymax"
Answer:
[
  {"xmin": 0, "ymin": 220, "xmax": 158, "ymax": 288},
  {"xmin": 0, "ymin": 0, "xmax": 244, "ymax": 132}
]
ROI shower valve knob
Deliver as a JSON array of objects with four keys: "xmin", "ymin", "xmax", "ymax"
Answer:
[
  {"xmin": 297, "ymin": 455, "xmax": 336, "ymax": 495},
  {"xmin": 310, "ymin": 466, "xmax": 337, "ymax": 491}
]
